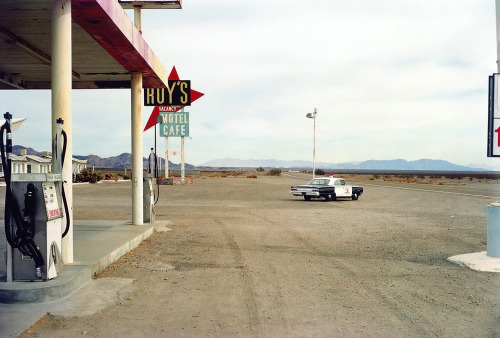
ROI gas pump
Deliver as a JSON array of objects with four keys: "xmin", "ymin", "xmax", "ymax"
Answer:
[
  {"xmin": 1, "ymin": 113, "xmax": 66, "ymax": 281},
  {"xmin": 143, "ymin": 148, "xmax": 157, "ymax": 223}
]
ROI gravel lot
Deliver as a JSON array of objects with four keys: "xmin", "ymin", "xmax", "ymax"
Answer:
[{"xmin": 19, "ymin": 172, "xmax": 500, "ymax": 337}]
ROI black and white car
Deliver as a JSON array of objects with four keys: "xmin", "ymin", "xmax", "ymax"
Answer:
[{"xmin": 290, "ymin": 176, "xmax": 363, "ymax": 201}]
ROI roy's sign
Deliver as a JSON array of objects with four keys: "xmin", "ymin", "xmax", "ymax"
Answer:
[
  {"xmin": 143, "ymin": 66, "xmax": 204, "ymax": 131},
  {"xmin": 144, "ymin": 80, "xmax": 191, "ymax": 106},
  {"xmin": 159, "ymin": 112, "xmax": 189, "ymax": 137}
]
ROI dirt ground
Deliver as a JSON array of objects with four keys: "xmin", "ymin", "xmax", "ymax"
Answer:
[{"xmin": 19, "ymin": 172, "xmax": 500, "ymax": 337}]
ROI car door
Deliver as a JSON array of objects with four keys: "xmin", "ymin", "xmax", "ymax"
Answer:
[{"xmin": 334, "ymin": 179, "xmax": 351, "ymax": 197}]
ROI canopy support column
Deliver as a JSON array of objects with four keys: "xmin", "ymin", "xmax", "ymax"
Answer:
[
  {"xmin": 131, "ymin": 72, "xmax": 143, "ymax": 225},
  {"xmin": 51, "ymin": 0, "xmax": 73, "ymax": 263}
]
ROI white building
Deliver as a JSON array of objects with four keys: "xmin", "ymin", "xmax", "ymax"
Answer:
[
  {"xmin": 0, "ymin": 149, "xmax": 87, "ymax": 178},
  {"xmin": 72, "ymin": 158, "xmax": 88, "ymax": 176},
  {"xmin": 9, "ymin": 154, "xmax": 28, "ymax": 174}
]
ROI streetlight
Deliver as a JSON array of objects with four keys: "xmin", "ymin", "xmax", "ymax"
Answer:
[{"xmin": 305, "ymin": 108, "xmax": 317, "ymax": 178}]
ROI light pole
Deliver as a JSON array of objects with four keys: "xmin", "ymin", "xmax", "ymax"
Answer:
[{"xmin": 306, "ymin": 108, "xmax": 317, "ymax": 178}]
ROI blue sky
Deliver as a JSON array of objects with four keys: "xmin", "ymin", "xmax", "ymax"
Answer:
[{"xmin": 1, "ymin": 0, "xmax": 499, "ymax": 169}]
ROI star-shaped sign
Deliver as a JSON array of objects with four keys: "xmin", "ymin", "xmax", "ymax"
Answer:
[{"xmin": 143, "ymin": 66, "xmax": 204, "ymax": 131}]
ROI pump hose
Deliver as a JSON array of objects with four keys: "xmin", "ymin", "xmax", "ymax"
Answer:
[
  {"xmin": 0, "ymin": 120, "xmax": 45, "ymax": 269},
  {"xmin": 60, "ymin": 129, "xmax": 71, "ymax": 238},
  {"xmin": 1, "ymin": 121, "xmax": 24, "ymax": 248},
  {"xmin": 1, "ymin": 121, "xmax": 18, "ymax": 248},
  {"xmin": 148, "ymin": 151, "xmax": 160, "ymax": 205},
  {"xmin": 21, "ymin": 183, "xmax": 44, "ymax": 269},
  {"xmin": 154, "ymin": 153, "xmax": 160, "ymax": 205},
  {"xmin": 25, "ymin": 240, "xmax": 44, "ymax": 269}
]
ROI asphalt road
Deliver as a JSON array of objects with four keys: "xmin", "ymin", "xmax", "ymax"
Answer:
[{"xmin": 12, "ymin": 173, "xmax": 500, "ymax": 337}]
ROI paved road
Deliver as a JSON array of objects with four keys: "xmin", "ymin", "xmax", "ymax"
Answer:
[{"xmin": 284, "ymin": 171, "xmax": 500, "ymax": 199}]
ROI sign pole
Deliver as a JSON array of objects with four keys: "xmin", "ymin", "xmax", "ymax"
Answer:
[
  {"xmin": 165, "ymin": 136, "xmax": 169, "ymax": 178},
  {"xmin": 181, "ymin": 136, "xmax": 185, "ymax": 182}
]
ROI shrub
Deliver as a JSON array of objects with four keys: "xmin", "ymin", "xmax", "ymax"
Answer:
[
  {"xmin": 75, "ymin": 168, "xmax": 103, "ymax": 183},
  {"xmin": 104, "ymin": 172, "xmax": 118, "ymax": 181},
  {"xmin": 256, "ymin": 167, "xmax": 265, "ymax": 172},
  {"xmin": 118, "ymin": 172, "xmax": 131, "ymax": 180},
  {"xmin": 315, "ymin": 168, "xmax": 325, "ymax": 176},
  {"xmin": 268, "ymin": 168, "xmax": 281, "ymax": 176}
]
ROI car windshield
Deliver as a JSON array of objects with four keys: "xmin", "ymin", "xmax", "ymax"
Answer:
[{"xmin": 308, "ymin": 179, "xmax": 329, "ymax": 186}]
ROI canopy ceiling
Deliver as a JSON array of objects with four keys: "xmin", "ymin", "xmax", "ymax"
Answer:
[{"xmin": 0, "ymin": 0, "xmax": 181, "ymax": 90}]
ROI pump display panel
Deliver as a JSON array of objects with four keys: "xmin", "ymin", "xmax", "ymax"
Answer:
[{"xmin": 42, "ymin": 182, "xmax": 63, "ymax": 220}]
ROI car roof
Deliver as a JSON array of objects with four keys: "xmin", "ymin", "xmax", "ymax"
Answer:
[{"xmin": 311, "ymin": 177, "xmax": 343, "ymax": 182}]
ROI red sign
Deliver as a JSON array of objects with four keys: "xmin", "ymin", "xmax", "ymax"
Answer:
[
  {"xmin": 144, "ymin": 66, "xmax": 204, "ymax": 131},
  {"xmin": 159, "ymin": 106, "xmax": 181, "ymax": 112},
  {"xmin": 48, "ymin": 208, "xmax": 61, "ymax": 218}
]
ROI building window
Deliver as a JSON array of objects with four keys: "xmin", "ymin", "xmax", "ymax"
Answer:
[{"xmin": 27, "ymin": 165, "xmax": 31, "ymax": 173}]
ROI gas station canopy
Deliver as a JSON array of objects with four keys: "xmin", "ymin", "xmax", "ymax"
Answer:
[
  {"xmin": 0, "ymin": 0, "xmax": 182, "ymax": 90},
  {"xmin": 118, "ymin": 1, "xmax": 183, "ymax": 9}
]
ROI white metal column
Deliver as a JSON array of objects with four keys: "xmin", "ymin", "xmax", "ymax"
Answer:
[
  {"xmin": 131, "ymin": 72, "xmax": 143, "ymax": 225},
  {"xmin": 52, "ymin": 0, "xmax": 73, "ymax": 263},
  {"xmin": 181, "ymin": 136, "xmax": 185, "ymax": 181},
  {"xmin": 165, "ymin": 137, "xmax": 169, "ymax": 178},
  {"xmin": 312, "ymin": 116, "xmax": 316, "ymax": 178},
  {"xmin": 131, "ymin": 6, "xmax": 143, "ymax": 225},
  {"xmin": 490, "ymin": 1, "xmax": 500, "ymax": 256}
]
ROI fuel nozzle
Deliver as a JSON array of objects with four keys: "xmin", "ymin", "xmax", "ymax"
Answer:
[
  {"xmin": 23, "ymin": 183, "xmax": 37, "ymax": 238},
  {"xmin": 3, "ymin": 112, "xmax": 12, "ymax": 161},
  {"xmin": 24, "ymin": 183, "xmax": 37, "ymax": 216},
  {"xmin": 149, "ymin": 148, "xmax": 155, "ymax": 175},
  {"xmin": 53, "ymin": 118, "xmax": 65, "ymax": 175},
  {"xmin": 4, "ymin": 112, "xmax": 12, "ymax": 123}
]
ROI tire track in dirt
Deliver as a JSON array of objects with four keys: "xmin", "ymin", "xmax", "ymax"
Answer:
[
  {"xmin": 212, "ymin": 217, "xmax": 261, "ymax": 332},
  {"xmin": 247, "ymin": 210, "xmax": 439, "ymax": 337},
  {"xmin": 262, "ymin": 260, "xmax": 291, "ymax": 332}
]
